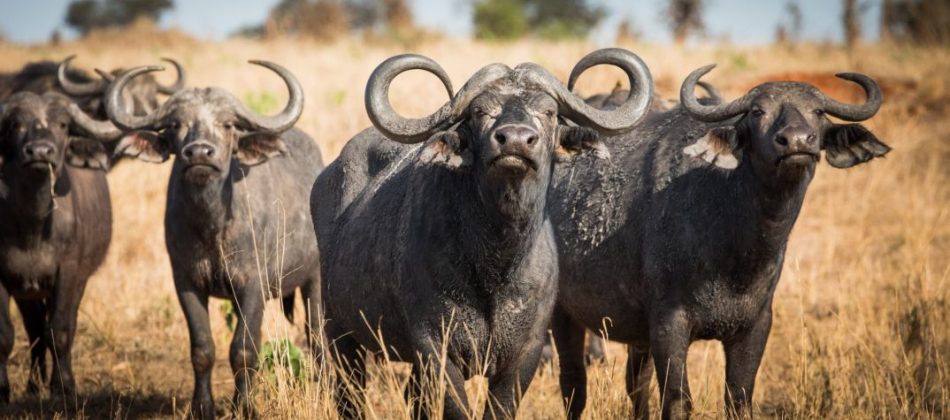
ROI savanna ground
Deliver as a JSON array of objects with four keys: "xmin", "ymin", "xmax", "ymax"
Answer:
[{"xmin": 0, "ymin": 29, "xmax": 948, "ymax": 419}]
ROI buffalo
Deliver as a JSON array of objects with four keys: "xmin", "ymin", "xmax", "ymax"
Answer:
[
  {"xmin": 106, "ymin": 61, "xmax": 323, "ymax": 418},
  {"xmin": 0, "ymin": 91, "xmax": 122, "ymax": 402},
  {"xmin": 57, "ymin": 55, "xmax": 186, "ymax": 117},
  {"xmin": 549, "ymin": 63, "xmax": 890, "ymax": 419},
  {"xmin": 311, "ymin": 49, "xmax": 653, "ymax": 419}
]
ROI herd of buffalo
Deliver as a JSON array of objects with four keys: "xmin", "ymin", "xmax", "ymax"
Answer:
[{"xmin": 0, "ymin": 47, "xmax": 891, "ymax": 419}]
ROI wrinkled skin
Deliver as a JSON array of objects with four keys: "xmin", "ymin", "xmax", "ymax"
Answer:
[
  {"xmin": 313, "ymin": 72, "xmax": 613, "ymax": 419},
  {"xmin": 0, "ymin": 92, "xmax": 114, "ymax": 404},
  {"xmin": 113, "ymin": 82, "xmax": 323, "ymax": 419},
  {"xmin": 550, "ymin": 81, "xmax": 890, "ymax": 419}
]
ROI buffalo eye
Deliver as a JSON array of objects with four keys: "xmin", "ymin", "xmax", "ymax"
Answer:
[
  {"xmin": 751, "ymin": 109, "xmax": 765, "ymax": 118},
  {"xmin": 543, "ymin": 109, "xmax": 556, "ymax": 119},
  {"xmin": 813, "ymin": 109, "xmax": 825, "ymax": 117},
  {"xmin": 58, "ymin": 121, "xmax": 68, "ymax": 130},
  {"xmin": 221, "ymin": 121, "xmax": 235, "ymax": 130}
]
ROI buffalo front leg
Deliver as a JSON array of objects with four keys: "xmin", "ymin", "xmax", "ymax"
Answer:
[
  {"xmin": 485, "ymin": 334, "xmax": 545, "ymax": 420},
  {"xmin": 176, "ymin": 281, "xmax": 215, "ymax": 420},
  {"xmin": 0, "ymin": 285, "xmax": 12, "ymax": 403},
  {"xmin": 302, "ymin": 278, "xmax": 324, "ymax": 365},
  {"xmin": 551, "ymin": 306, "xmax": 587, "ymax": 420},
  {"xmin": 626, "ymin": 344, "xmax": 654, "ymax": 420},
  {"xmin": 723, "ymin": 308, "xmax": 772, "ymax": 419},
  {"xmin": 230, "ymin": 291, "xmax": 264, "ymax": 416},
  {"xmin": 15, "ymin": 299, "xmax": 48, "ymax": 395},
  {"xmin": 47, "ymin": 275, "xmax": 88, "ymax": 403},
  {"xmin": 406, "ymin": 351, "xmax": 471, "ymax": 420},
  {"xmin": 650, "ymin": 307, "xmax": 692, "ymax": 420},
  {"xmin": 329, "ymin": 333, "xmax": 367, "ymax": 419}
]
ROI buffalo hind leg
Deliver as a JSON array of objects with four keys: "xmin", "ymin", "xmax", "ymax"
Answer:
[
  {"xmin": 551, "ymin": 306, "xmax": 587, "ymax": 420},
  {"xmin": 650, "ymin": 307, "xmax": 692, "ymax": 420},
  {"xmin": 230, "ymin": 290, "xmax": 264, "ymax": 417},
  {"xmin": 15, "ymin": 299, "xmax": 48, "ymax": 395},
  {"xmin": 176, "ymin": 280, "xmax": 215, "ymax": 420},
  {"xmin": 626, "ymin": 344, "xmax": 653, "ymax": 420},
  {"xmin": 723, "ymin": 308, "xmax": 772, "ymax": 419},
  {"xmin": 0, "ymin": 284, "xmax": 13, "ymax": 403}
]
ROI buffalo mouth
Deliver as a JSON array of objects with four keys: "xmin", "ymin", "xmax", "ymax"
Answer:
[
  {"xmin": 489, "ymin": 154, "xmax": 538, "ymax": 172},
  {"xmin": 21, "ymin": 159, "xmax": 57, "ymax": 171},
  {"xmin": 183, "ymin": 162, "xmax": 223, "ymax": 173},
  {"xmin": 776, "ymin": 151, "xmax": 819, "ymax": 166}
]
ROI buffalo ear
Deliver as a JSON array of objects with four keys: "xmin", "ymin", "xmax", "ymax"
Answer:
[
  {"xmin": 235, "ymin": 132, "xmax": 287, "ymax": 166},
  {"xmin": 556, "ymin": 126, "xmax": 608, "ymax": 163},
  {"xmin": 114, "ymin": 131, "xmax": 170, "ymax": 163},
  {"xmin": 683, "ymin": 126, "xmax": 741, "ymax": 170},
  {"xmin": 66, "ymin": 137, "xmax": 110, "ymax": 170},
  {"xmin": 420, "ymin": 130, "xmax": 472, "ymax": 170},
  {"xmin": 822, "ymin": 123, "xmax": 891, "ymax": 168}
]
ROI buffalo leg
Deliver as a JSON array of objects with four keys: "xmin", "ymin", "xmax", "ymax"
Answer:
[
  {"xmin": 230, "ymin": 291, "xmax": 264, "ymax": 416},
  {"xmin": 723, "ymin": 308, "xmax": 772, "ymax": 419},
  {"xmin": 47, "ymin": 275, "xmax": 86, "ymax": 402},
  {"xmin": 407, "ymin": 350, "xmax": 470, "ymax": 420},
  {"xmin": 586, "ymin": 331, "xmax": 606, "ymax": 364},
  {"xmin": 551, "ymin": 306, "xmax": 587, "ymax": 420},
  {"xmin": 330, "ymin": 333, "xmax": 366, "ymax": 419},
  {"xmin": 302, "ymin": 278, "xmax": 324, "ymax": 363},
  {"xmin": 486, "ymin": 334, "xmax": 544, "ymax": 420},
  {"xmin": 650, "ymin": 308, "xmax": 691, "ymax": 420},
  {"xmin": 15, "ymin": 299, "xmax": 47, "ymax": 395},
  {"xmin": 626, "ymin": 344, "xmax": 653, "ymax": 420},
  {"xmin": 176, "ymin": 280, "xmax": 215, "ymax": 420},
  {"xmin": 0, "ymin": 285, "xmax": 12, "ymax": 403}
]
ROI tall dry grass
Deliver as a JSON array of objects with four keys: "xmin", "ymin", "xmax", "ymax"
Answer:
[{"xmin": 0, "ymin": 34, "xmax": 947, "ymax": 419}]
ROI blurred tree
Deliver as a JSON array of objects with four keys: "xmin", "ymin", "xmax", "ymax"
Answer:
[
  {"xmin": 881, "ymin": 0, "xmax": 950, "ymax": 45},
  {"xmin": 842, "ymin": 0, "xmax": 863, "ymax": 47},
  {"xmin": 65, "ymin": 0, "xmax": 173, "ymax": 35},
  {"xmin": 473, "ymin": 0, "xmax": 603, "ymax": 40},
  {"xmin": 473, "ymin": 0, "xmax": 528, "ymax": 40},
  {"xmin": 615, "ymin": 17, "xmax": 640, "ymax": 44},
  {"xmin": 664, "ymin": 0, "xmax": 705, "ymax": 44},
  {"xmin": 776, "ymin": 0, "xmax": 803, "ymax": 44},
  {"xmin": 263, "ymin": 0, "xmax": 414, "ymax": 40}
]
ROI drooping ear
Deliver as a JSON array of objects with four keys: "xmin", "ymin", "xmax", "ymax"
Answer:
[
  {"xmin": 235, "ymin": 132, "xmax": 287, "ymax": 166},
  {"xmin": 114, "ymin": 131, "xmax": 170, "ymax": 163},
  {"xmin": 66, "ymin": 137, "xmax": 110, "ymax": 170},
  {"xmin": 683, "ymin": 126, "xmax": 741, "ymax": 170},
  {"xmin": 419, "ymin": 130, "xmax": 472, "ymax": 170},
  {"xmin": 556, "ymin": 126, "xmax": 608, "ymax": 163},
  {"xmin": 822, "ymin": 123, "xmax": 891, "ymax": 168}
]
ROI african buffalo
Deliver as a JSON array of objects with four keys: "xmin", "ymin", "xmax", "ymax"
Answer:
[
  {"xmin": 0, "ymin": 91, "xmax": 122, "ymax": 402},
  {"xmin": 311, "ymin": 49, "xmax": 653, "ymax": 419},
  {"xmin": 549, "ymin": 63, "xmax": 890, "ymax": 419},
  {"xmin": 105, "ymin": 61, "xmax": 323, "ymax": 419}
]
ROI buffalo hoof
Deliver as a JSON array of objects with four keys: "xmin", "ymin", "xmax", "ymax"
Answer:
[{"xmin": 190, "ymin": 400, "xmax": 215, "ymax": 420}]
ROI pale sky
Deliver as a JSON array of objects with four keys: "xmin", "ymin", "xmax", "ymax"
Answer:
[{"xmin": 0, "ymin": 0, "xmax": 882, "ymax": 45}]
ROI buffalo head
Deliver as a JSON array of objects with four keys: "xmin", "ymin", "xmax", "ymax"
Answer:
[
  {"xmin": 58, "ymin": 55, "xmax": 186, "ymax": 116},
  {"xmin": 365, "ymin": 49, "xmax": 653, "ymax": 199},
  {"xmin": 680, "ymin": 65, "xmax": 890, "ymax": 181},
  {"xmin": 106, "ymin": 61, "xmax": 303, "ymax": 184},
  {"xmin": 0, "ymin": 92, "xmax": 121, "ymax": 179}
]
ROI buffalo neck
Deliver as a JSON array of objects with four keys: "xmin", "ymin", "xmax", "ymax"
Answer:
[
  {"xmin": 173, "ymin": 161, "xmax": 234, "ymax": 237},
  {"xmin": 5, "ymin": 167, "xmax": 64, "ymax": 226}
]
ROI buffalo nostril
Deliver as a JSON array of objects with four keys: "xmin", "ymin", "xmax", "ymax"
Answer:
[
  {"xmin": 526, "ymin": 134, "xmax": 538, "ymax": 145},
  {"xmin": 204, "ymin": 147, "xmax": 215, "ymax": 158},
  {"xmin": 183, "ymin": 148, "xmax": 194, "ymax": 158},
  {"xmin": 494, "ymin": 132, "xmax": 507, "ymax": 145},
  {"xmin": 775, "ymin": 136, "xmax": 788, "ymax": 146},
  {"xmin": 806, "ymin": 134, "xmax": 817, "ymax": 144}
]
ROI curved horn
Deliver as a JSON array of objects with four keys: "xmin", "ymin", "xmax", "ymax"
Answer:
[
  {"xmin": 105, "ymin": 65, "xmax": 167, "ymax": 130},
  {"xmin": 549, "ymin": 48, "xmax": 654, "ymax": 134},
  {"xmin": 94, "ymin": 68, "xmax": 115, "ymax": 83},
  {"xmin": 66, "ymin": 103, "xmax": 122, "ymax": 140},
  {"xmin": 58, "ymin": 55, "xmax": 107, "ymax": 96},
  {"xmin": 681, "ymin": 64, "xmax": 753, "ymax": 122},
  {"xmin": 157, "ymin": 57, "xmax": 186, "ymax": 94},
  {"xmin": 696, "ymin": 80, "xmax": 721, "ymax": 102},
  {"xmin": 365, "ymin": 54, "xmax": 510, "ymax": 144},
  {"xmin": 231, "ymin": 60, "xmax": 303, "ymax": 133},
  {"xmin": 821, "ymin": 73, "xmax": 882, "ymax": 121}
]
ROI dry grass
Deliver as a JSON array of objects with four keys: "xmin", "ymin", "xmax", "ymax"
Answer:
[{"xmin": 0, "ymin": 35, "xmax": 947, "ymax": 419}]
